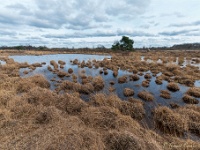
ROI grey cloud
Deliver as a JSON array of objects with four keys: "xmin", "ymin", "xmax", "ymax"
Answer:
[
  {"xmin": 169, "ymin": 20, "xmax": 200, "ymax": 27},
  {"xmin": 0, "ymin": 30, "xmax": 17, "ymax": 36},
  {"xmin": 43, "ymin": 29, "xmax": 155, "ymax": 39},
  {"xmin": 159, "ymin": 29, "xmax": 199, "ymax": 36},
  {"xmin": 160, "ymin": 12, "xmax": 185, "ymax": 18},
  {"xmin": 1, "ymin": 0, "xmax": 151, "ymax": 30},
  {"xmin": 6, "ymin": 3, "xmax": 26, "ymax": 10}
]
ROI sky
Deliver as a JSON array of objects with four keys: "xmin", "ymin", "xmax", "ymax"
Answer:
[{"xmin": 0, "ymin": 0, "xmax": 200, "ymax": 48}]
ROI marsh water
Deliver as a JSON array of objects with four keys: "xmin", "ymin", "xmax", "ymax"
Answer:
[{"xmin": 9, "ymin": 54, "xmax": 200, "ymax": 109}]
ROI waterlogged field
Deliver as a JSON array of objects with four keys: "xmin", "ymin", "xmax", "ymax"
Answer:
[{"xmin": 0, "ymin": 50, "xmax": 200, "ymax": 149}]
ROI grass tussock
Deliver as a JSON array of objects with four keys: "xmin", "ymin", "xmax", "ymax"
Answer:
[
  {"xmin": 142, "ymin": 80, "xmax": 150, "ymax": 87},
  {"xmin": 182, "ymin": 95, "xmax": 199, "ymax": 104},
  {"xmin": 58, "ymin": 60, "xmax": 66, "ymax": 65},
  {"xmin": 167, "ymin": 82, "xmax": 180, "ymax": 92},
  {"xmin": 138, "ymin": 91, "xmax": 154, "ymax": 101},
  {"xmin": 92, "ymin": 76, "xmax": 104, "ymax": 91},
  {"xmin": 118, "ymin": 75, "xmax": 127, "ymax": 84},
  {"xmin": 176, "ymin": 105, "xmax": 200, "ymax": 136},
  {"xmin": 89, "ymin": 94, "xmax": 145, "ymax": 120},
  {"xmin": 153, "ymin": 106, "xmax": 188, "ymax": 136},
  {"xmin": 129, "ymin": 74, "xmax": 140, "ymax": 81},
  {"xmin": 123, "ymin": 88, "xmax": 134, "ymax": 97},
  {"xmin": 160, "ymin": 90, "xmax": 171, "ymax": 99},
  {"xmin": 187, "ymin": 87, "xmax": 200, "ymax": 98},
  {"xmin": 50, "ymin": 60, "xmax": 58, "ymax": 70}
]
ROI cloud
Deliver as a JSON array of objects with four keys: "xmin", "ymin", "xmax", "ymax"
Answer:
[
  {"xmin": 43, "ymin": 29, "xmax": 155, "ymax": 39},
  {"xmin": 169, "ymin": 20, "xmax": 200, "ymax": 27},
  {"xmin": 160, "ymin": 12, "xmax": 185, "ymax": 18},
  {"xmin": 0, "ymin": 0, "xmax": 151, "ymax": 30},
  {"xmin": 159, "ymin": 29, "xmax": 199, "ymax": 36}
]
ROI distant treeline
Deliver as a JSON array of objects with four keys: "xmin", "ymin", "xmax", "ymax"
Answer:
[{"xmin": 1, "ymin": 43, "xmax": 200, "ymax": 51}]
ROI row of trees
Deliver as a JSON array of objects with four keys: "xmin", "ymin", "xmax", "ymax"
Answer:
[{"xmin": 0, "ymin": 36, "xmax": 134, "ymax": 51}]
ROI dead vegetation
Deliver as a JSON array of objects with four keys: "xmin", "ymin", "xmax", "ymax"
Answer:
[
  {"xmin": 138, "ymin": 91, "xmax": 154, "ymax": 101},
  {"xmin": 167, "ymin": 82, "xmax": 180, "ymax": 91},
  {"xmin": 160, "ymin": 90, "xmax": 171, "ymax": 99},
  {"xmin": 0, "ymin": 50, "xmax": 200, "ymax": 149},
  {"xmin": 123, "ymin": 88, "xmax": 134, "ymax": 97},
  {"xmin": 153, "ymin": 106, "xmax": 188, "ymax": 136},
  {"xmin": 182, "ymin": 95, "xmax": 199, "ymax": 104}
]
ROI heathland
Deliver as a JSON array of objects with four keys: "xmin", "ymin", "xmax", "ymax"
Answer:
[{"xmin": 0, "ymin": 49, "xmax": 200, "ymax": 150}]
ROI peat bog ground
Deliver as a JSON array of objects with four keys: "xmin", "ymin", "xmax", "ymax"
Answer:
[{"xmin": 0, "ymin": 50, "xmax": 200, "ymax": 149}]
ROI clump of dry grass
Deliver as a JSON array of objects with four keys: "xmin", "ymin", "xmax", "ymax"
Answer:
[
  {"xmin": 176, "ymin": 105, "xmax": 200, "ymax": 136},
  {"xmin": 123, "ymin": 88, "xmax": 134, "ymax": 97},
  {"xmin": 144, "ymin": 73, "xmax": 152, "ymax": 79},
  {"xmin": 57, "ymin": 71, "xmax": 69, "ymax": 78},
  {"xmin": 153, "ymin": 106, "xmax": 188, "ymax": 136},
  {"xmin": 113, "ymin": 70, "xmax": 118, "ymax": 77},
  {"xmin": 80, "ymin": 106, "xmax": 136, "ymax": 130},
  {"xmin": 68, "ymin": 68, "xmax": 73, "ymax": 74},
  {"xmin": 129, "ymin": 74, "xmax": 140, "ymax": 81},
  {"xmin": 170, "ymin": 102, "xmax": 180, "ymax": 109},
  {"xmin": 104, "ymin": 131, "xmax": 145, "ymax": 150},
  {"xmin": 104, "ymin": 70, "xmax": 108, "ymax": 75},
  {"xmin": 160, "ymin": 90, "xmax": 171, "ymax": 99},
  {"xmin": 89, "ymin": 93, "xmax": 145, "ymax": 120},
  {"xmin": 138, "ymin": 91, "xmax": 154, "ymax": 101},
  {"xmin": 23, "ymin": 70, "xmax": 29, "ymax": 74},
  {"xmin": 118, "ymin": 75, "xmax": 127, "ymax": 84},
  {"xmin": 50, "ymin": 60, "xmax": 58, "ymax": 70},
  {"xmin": 186, "ymin": 87, "xmax": 200, "ymax": 98},
  {"xmin": 56, "ymin": 93, "xmax": 88, "ymax": 115},
  {"xmin": 166, "ymin": 64, "xmax": 179, "ymax": 72},
  {"xmin": 29, "ymin": 75, "xmax": 50, "ymax": 88},
  {"xmin": 32, "ymin": 62, "xmax": 42, "ymax": 67},
  {"xmin": 155, "ymin": 78, "xmax": 162, "ymax": 85},
  {"xmin": 142, "ymin": 80, "xmax": 150, "ymax": 87},
  {"xmin": 47, "ymin": 65, "xmax": 53, "ymax": 71},
  {"xmin": 92, "ymin": 76, "xmax": 104, "ymax": 91},
  {"xmin": 182, "ymin": 95, "xmax": 199, "ymax": 104},
  {"xmin": 119, "ymin": 101, "xmax": 145, "ymax": 120},
  {"xmin": 58, "ymin": 60, "xmax": 66, "ymax": 65},
  {"xmin": 89, "ymin": 94, "xmax": 121, "ymax": 108},
  {"xmin": 167, "ymin": 82, "xmax": 180, "ymax": 91}
]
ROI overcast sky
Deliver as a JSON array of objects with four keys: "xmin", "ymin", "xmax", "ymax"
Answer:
[{"xmin": 0, "ymin": 0, "xmax": 200, "ymax": 48}]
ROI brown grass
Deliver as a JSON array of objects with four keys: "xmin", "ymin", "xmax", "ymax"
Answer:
[
  {"xmin": 123, "ymin": 88, "xmax": 134, "ymax": 97},
  {"xmin": 167, "ymin": 82, "xmax": 180, "ymax": 91},
  {"xmin": 92, "ymin": 76, "xmax": 104, "ymax": 91},
  {"xmin": 129, "ymin": 74, "xmax": 140, "ymax": 81},
  {"xmin": 153, "ymin": 106, "xmax": 188, "ymax": 136},
  {"xmin": 118, "ymin": 75, "xmax": 127, "ymax": 83},
  {"xmin": 160, "ymin": 90, "xmax": 171, "ymax": 99},
  {"xmin": 50, "ymin": 60, "xmax": 58, "ymax": 70},
  {"xmin": 1, "ymin": 50, "xmax": 200, "ymax": 149},
  {"xmin": 138, "ymin": 91, "xmax": 154, "ymax": 101},
  {"xmin": 68, "ymin": 68, "xmax": 73, "ymax": 74},
  {"xmin": 142, "ymin": 80, "xmax": 150, "ymax": 87},
  {"xmin": 144, "ymin": 73, "xmax": 152, "ymax": 79},
  {"xmin": 182, "ymin": 95, "xmax": 199, "ymax": 104},
  {"xmin": 187, "ymin": 87, "xmax": 200, "ymax": 98},
  {"xmin": 58, "ymin": 60, "xmax": 66, "ymax": 65},
  {"xmin": 176, "ymin": 105, "xmax": 200, "ymax": 136}
]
